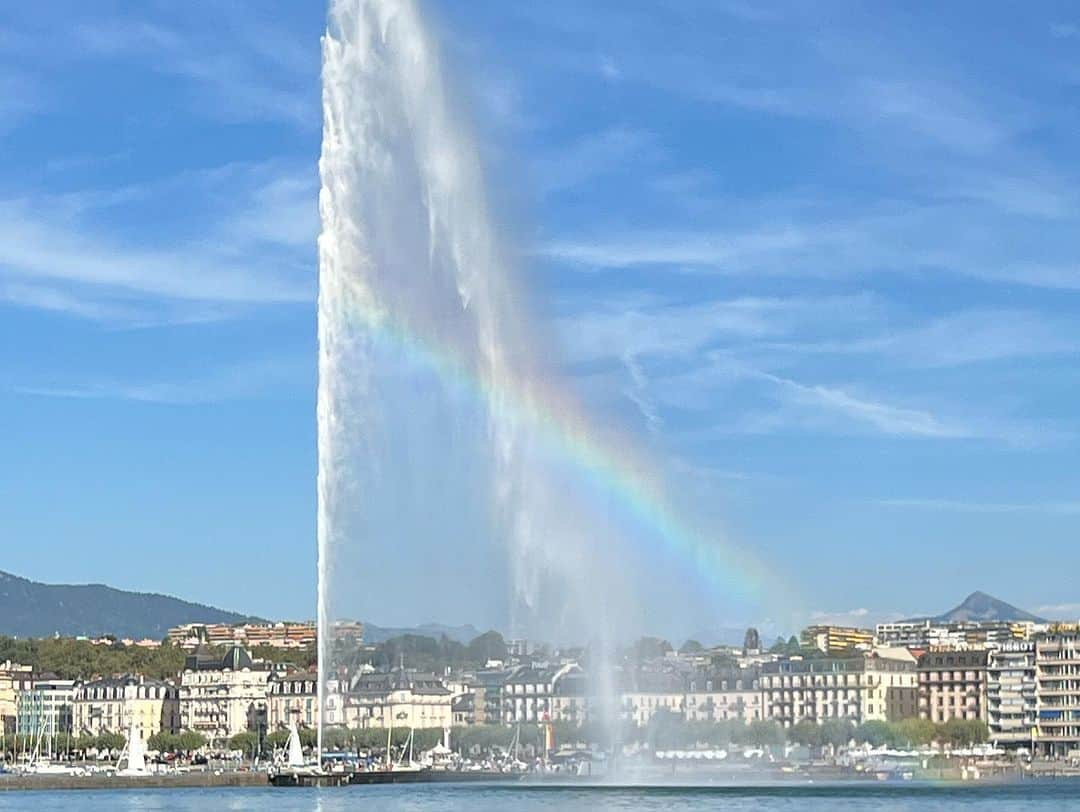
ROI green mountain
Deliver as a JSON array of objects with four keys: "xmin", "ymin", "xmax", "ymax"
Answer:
[{"xmin": 0, "ymin": 569, "xmax": 260, "ymax": 640}]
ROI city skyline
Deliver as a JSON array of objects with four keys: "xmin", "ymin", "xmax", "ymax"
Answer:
[{"xmin": 2, "ymin": 2, "xmax": 1079, "ymax": 633}]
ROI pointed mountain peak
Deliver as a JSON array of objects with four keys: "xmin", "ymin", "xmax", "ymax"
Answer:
[{"xmin": 930, "ymin": 591, "xmax": 1045, "ymax": 623}]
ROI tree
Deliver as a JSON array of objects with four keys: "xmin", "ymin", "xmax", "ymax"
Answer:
[
  {"xmin": 466, "ymin": 631, "xmax": 508, "ymax": 664},
  {"xmin": 894, "ymin": 717, "xmax": 936, "ymax": 747},
  {"xmin": 738, "ymin": 720, "xmax": 785, "ymax": 749},
  {"xmin": 177, "ymin": 731, "xmax": 207, "ymax": 753},
  {"xmin": 855, "ymin": 720, "xmax": 897, "ymax": 748},
  {"xmin": 95, "ymin": 732, "xmax": 126, "ymax": 755},
  {"xmin": 789, "ymin": 719, "xmax": 822, "ymax": 748},
  {"xmin": 939, "ymin": 718, "xmax": 988, "ymax": 747},
  {"xmin": 679, "ymin": 640, "xmax": 705, "ymax": 654},
  {"xmin": 147, "ymin": 731, "xmax": 180, "ymax": 753},
  {"xmin": 743, "ymin": 628, "xmax": 761, "ymax": 652},
  {"xmin": 632, "ymin": 637, "xmax": 673, "ymax": 663},
  {"xmin": 819, "ymin": 719, "xmax": 854, "ymax": 750},
  {"xmin": 229, "ymin": 731, "xmax": 260, "ymax": 759},
  {"xmin": 266, "ymin": 730, "xmax": 291, "ymax": 750}
]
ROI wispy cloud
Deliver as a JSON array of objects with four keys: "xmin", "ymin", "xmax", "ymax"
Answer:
[
  {"xmin": 531, "ymin": 127, "xmax": 658, "ymax": 194},
  {"xmin": 70, "ymin": 16, "xmax": 316, "ymax": 127},
  {"xmin": 877, "ymin": 498, "xmax": 1080, "ymax": 515},
  {"xmin": 16, "ymin": 357, "xmax": 310, "ymax": 405},
  {"xmin": 807, "ymin": 607, "xmax": 906, "ymax": 628},
  {"xmin": 0, "ymin": 162, "xmax": 316, "ymax": 322},
  {"xmin": 765, "ymin": 309, "xmax": 1080, "ymax": 368},
  {"xmin": 747, "ymin": 368, "xmax": 973, "ymax": 439},
  {"xmin": 542, "ymin": 202, "xmax": 1080, "ymax": 291},
  {"xmin": 1036, "ymin": 602, "xmax": 1080, "ymax": 618}
]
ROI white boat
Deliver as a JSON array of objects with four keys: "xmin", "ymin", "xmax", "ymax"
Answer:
[{"xmin": 116, "ymin": 714, "xmax": 150, "ymax": 777}]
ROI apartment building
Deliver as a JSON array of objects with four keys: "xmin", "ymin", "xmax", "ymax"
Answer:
[
  {"xmin": 340, "ymin": 668, "xmax": 452, "ymax": 730},
  {"xmin": 987, "ymin": 641, "xmax": 1036, "ymax": 749},
  {"xmin": 16, "ymin": 678, "xmax": 76, "ymax": 737},
  {"xmin": 168, "ymin": 622, "xmax": 318, "ymax": 650},
  {"xmin": 620, "ymin": 671, "xmax": 686, "ymax": 727},
  {"xmin": 801, "ymin": 626, "xmax": 874, "ymax": 655},
  {"xmin": 917, "ymin": 650, "xmax": 988, "ymax": 723},
  {"xmin": 685, "ymin": 667, "xmax": 763, "ymax": 723},
  {"xmin": 1035, "ymin": 626, "xmax": 1080, "ymax": 757},
  {"xmin": 266, "ymin": 671, "xmax": 317, "ymax": 732},
  {"xmin": 763, "ymin": 651, "xmax": 917, "ymax": 727},
  {"xmin": 877, "ymin": 620, "xmax": 1035, "ymax": 651},
  {"xmin": 179, "ymin": 646, "xmax": 270, "ymax": 745},
  {"xmin": 72, "ymin": 675, "xmax": 179, "ymax": 737},
  {"xmin": 0, "ymin": 661, "xmax": 33, "ymax": 735}
]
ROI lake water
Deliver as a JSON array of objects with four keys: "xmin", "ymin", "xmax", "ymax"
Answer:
[{"xmin": 3, "ymin": 783, "xmax": 1080, "ymax": 811}]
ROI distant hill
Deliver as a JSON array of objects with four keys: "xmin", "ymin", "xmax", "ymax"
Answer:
[
  {"xmin": 362, "ymin": 622, "xmax": 483, "ymax": 645},
  {"xmin": 0, "ymin": 570, "xmax": 261, "ymax": 640},
  {"xmin": 909, "ymin": 591, "xmax": 1046, "ymax": 624}
]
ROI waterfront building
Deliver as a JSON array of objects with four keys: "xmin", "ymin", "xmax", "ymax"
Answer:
[
  {"xmin": 550, "ymin": 665, "xmax": 589, "ymax": 724},
  {"xmin": 987, "ymin": 641, "xmax": 1036, "ymax": 750},
  {"xmin": 1034, "ymin": 626, "xmax": 1080, "ymax": 757},
  {"xmin": 16, "ymin": 678, "xmax": 76, "ymax": 737},
  {"xmin": 620, "ymin": 671, "xmax": 686, "ymax": 727},
  {"xmin": 685, "ymin": 667, "xmax": 763, "ymax": 723},
  {"xmin": 473, "ymin": 668, "xmax": 512, "ymax": 724},
  {"xmin": 266, "ymin": 671, "xmax": 317, "ymax": 732},
  {"xmin": 762, "ymin": 651, "xmax": 917, "ymax": 727},
  {"xmin": 917, "ymin": 650, "xmax": 988, "ymax": 723},
  {"xmin": 178, "ymin": 646, "xmax": 270, "ymax": 745},
  {"xmin": 504, "ymin": 665, "xmax": 560, "ymax": 724},
  {"xmin": 72, "ymin": 675, "xmax": 179, "ymax": 738},
  {"xmin": 342, "ymin": 669, "xmax": 452, "ymax": 729},
  {"xmin": 800, "ymin": 626, "xmax": 874, "ymax": 655},
  {"xmin": 451, "ymin": 692, "xmax": 475, "ymax": 726},
  {"xmin": 0, "ymin": 661, "xmax": 33, "ymax": 736}
]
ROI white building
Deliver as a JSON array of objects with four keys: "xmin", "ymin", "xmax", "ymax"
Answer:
[
  {"xmin": 179, "ymin": 647, "xmax": 269, "ymax": 746},
  {"xmin": 987, "ymin": 641, "xmax": 1036, "ymax": 749}
]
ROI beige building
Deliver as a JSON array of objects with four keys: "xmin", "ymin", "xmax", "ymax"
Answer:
[
  {"xmin": 620, "ymin": 671, "xmax": 686, "ymax": 727},
  {"xmin": 179, "ymin": 647, "xmax": 270, "ymax": 745},
  {"xmin": 917, "ymin": 650, "xmax": 988, "ymax": 723},
  {"xmin": 267, "ymin": 671, "xmax": 318, "ymax": 732},
  {"xmin": 339, "ymin": 669, "xmax": 452, "ymax": 730},
  {"xmin": 685, "ymin": 668, "xmax": 763, "ymax": 723},
  {"xmin": 0, "ymin": 662, "xmax": 33, "ymax": 735},
  {"xmin": 73, "ymin": 675, "xmax": 179, "ymax": 738},
  {"xmin": 763, "ymin": 651, "xmax": 917, "ymax": 727}
]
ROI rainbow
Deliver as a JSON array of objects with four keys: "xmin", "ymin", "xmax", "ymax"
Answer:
[{"xmin": 334, "ymin": 296, "xmax": 791, "ymax": 613}]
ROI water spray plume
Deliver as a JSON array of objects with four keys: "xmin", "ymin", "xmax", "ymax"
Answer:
[{"xmin": 316, "ymin": 0, "xmax": 782, "ymax": 759}]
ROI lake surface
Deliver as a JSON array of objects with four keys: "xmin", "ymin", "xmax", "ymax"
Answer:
[{"xmin": 3, "ymin": 783, "xmax": 1080, "ymax": 811}]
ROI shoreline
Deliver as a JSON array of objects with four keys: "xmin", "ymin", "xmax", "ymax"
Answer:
[{"xmin": 0, "ymin": 771, "xmax": 268, "ymax": 792}]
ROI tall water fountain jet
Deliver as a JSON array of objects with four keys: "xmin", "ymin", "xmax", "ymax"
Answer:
[
  {"xmin": 317, "ymin": 0, "xmax": 605, "ymax": 755},
  {"xmin": 317, "ymin": 0, "xmax": 771, "ymax": 762}
]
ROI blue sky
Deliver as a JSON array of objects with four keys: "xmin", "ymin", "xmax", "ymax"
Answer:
[{"xmin": 2, "ymin": 1, "xmax": 1079, "ymax": 635}]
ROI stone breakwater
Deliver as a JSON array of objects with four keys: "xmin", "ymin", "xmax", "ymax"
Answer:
[{"xmin": 0, "ymin": 770, "xmax": 268, "ymax": 792}]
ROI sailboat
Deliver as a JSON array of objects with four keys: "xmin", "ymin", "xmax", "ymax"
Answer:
[{"xmin": 116, "ymin": 714, "xmax": 150, "ymax": 777}]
